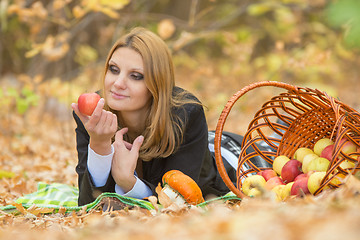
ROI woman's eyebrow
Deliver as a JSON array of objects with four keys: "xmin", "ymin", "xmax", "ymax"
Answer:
[
  {"xmin": 108, "ymin": 59, "xmax": 118, "ymax": 65},
  {"xmin": 108, "ymin": 59, "xmax": 144, "ymax": 72}
]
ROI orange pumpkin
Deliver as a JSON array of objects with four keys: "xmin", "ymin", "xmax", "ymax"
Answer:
[{"xmin": 162, "ymin": 170, "xmax": 204, "ymax": 205}]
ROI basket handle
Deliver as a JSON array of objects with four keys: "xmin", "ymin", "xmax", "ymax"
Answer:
[{"xmin": 214, "ymin": 81, "xmax": 297, "ymax": 198}]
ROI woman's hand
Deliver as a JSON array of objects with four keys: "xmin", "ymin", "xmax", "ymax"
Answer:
[
  {"xmin": 72, "ymin": 98, "xmax": 118, "ymax": 155},
  {"xmin": 111, "ymin": 128, "xmax": 144, "ymax": 192}
]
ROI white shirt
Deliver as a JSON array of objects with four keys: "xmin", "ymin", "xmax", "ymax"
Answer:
[{"xmin": 87, "ymin": 145, "xmax": 153, "ymax": 199}]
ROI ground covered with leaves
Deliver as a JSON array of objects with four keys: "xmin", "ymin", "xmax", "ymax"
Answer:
[{"xmin": 0, "ymin": 92, "xmax": 359, "ymax": 240}]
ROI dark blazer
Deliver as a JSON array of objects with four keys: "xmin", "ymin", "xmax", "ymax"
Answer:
[{"xmin": 73, "ymin": 87, "xmax": 233, "ymax": 206}]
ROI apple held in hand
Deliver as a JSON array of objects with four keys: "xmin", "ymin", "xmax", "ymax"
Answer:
[
  {"xmin": 78, "ymin": 92, "xmax": 101, "ymax": 116},
  {"xmin": 281, "ymin": 159, "xmax": 303, "ymax": 183},
  {"xmin": 273, "ymin": 155, "xmax": 290, "ymax": 175},
  {"xmin": 242, "ymin": 175, "xmax": 266, "ymax": 197},
  {"xmin": 313, "ymin": 138, "xmax": 334, "ymax": 156}
]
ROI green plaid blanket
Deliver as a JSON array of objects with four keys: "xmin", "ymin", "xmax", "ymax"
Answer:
[{"xmin": 0, "ymin": 182, "xmax": 240, "ymax": 214}]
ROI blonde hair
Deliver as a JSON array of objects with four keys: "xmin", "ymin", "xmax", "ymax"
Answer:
[{"xmin": 101, "ymin": 27, "xmax": 199, "ymax": 161}]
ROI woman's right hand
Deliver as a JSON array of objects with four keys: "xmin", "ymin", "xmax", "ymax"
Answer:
[{"xmin": 72, "ymin": 98, "xmax": 118, "ymax": 155}]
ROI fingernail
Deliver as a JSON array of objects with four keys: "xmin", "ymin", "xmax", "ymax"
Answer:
[{"xmin": 138, "ymin": 135, "xmax": 144, "ymax": 142}]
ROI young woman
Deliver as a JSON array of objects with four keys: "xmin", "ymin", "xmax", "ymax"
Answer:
[{"xmin": 72, "ymin": 27, "xmax": 259, "ymax": 206}]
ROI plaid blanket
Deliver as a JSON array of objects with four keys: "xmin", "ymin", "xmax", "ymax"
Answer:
[{"xmin": 0, "ymin": 182, "xmax": 240, "ymax": 214}]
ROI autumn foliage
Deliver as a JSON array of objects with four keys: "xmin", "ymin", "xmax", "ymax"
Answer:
[{"xmin": 1, "ymin": 0, "xmax": 360, "ymax": 239}]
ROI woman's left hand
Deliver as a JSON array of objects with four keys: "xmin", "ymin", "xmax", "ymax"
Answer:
[{"xmin": 111, "ymin": 128, "xmax": 144, "ymax": 192}]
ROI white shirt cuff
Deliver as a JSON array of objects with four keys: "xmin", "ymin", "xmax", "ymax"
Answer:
[
  {"xmin": 87, "ymin": 144, "xmax": 114, "ymax": 187},
  {"xmin": 115, "ymin": 176, "xmax": 153, "ymax": 199}
]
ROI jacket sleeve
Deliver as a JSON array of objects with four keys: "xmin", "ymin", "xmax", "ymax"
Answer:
[{"xmin": 72, "ymin": 111, "xmax": 116, "ymax": 206}]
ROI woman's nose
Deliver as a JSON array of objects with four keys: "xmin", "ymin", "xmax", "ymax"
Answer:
[{"xmin": 114, "ymin": 74, "xmax": 126, "ymax": 89}]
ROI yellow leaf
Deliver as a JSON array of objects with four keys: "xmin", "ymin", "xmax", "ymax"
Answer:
[
  {"xmin": 25, "ymin": 47, "xmax": 40, "ymax": 58},
  {"xmin": 158, "ymin": 19, "xmax": 176, "ymax": 40},
  {"xmin": 73, "ymin": 5, "xmax": 86, "ymax": 19},
  {"xmin": 100, "ymin": 0, "xmax": 130, "ymax": 10},
  {"xmin": 98, "ymin": 6, "xmax": 119, "ymax": 19},
  {"xmin": 0, "ymin": 170, "xmax": 15, "ymax": 179}
]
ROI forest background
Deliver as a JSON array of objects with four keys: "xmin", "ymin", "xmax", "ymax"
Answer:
[{"xmin": 1, "ymin": 0, "xmax": 360, "ymax": 239}]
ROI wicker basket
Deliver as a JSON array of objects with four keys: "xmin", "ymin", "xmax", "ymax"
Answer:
[{"xmin": 214, "ymin": 81, "xmax": 360, "ymax": 199}]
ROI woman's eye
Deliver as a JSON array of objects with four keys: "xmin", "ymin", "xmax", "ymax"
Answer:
[
  {"xmin": 109, "ymin": 65, "xmax": 119, "ymax": 74},
  {"xmin": 131, "ymin": 72, "xmax": 144, "ymax": 80}
]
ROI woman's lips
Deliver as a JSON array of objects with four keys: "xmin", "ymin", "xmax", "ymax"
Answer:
[{"xmin": 111, "ymin": 91, "xmax": 128, "ymax": 100}]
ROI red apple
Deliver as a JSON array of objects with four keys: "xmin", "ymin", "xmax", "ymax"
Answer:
[
  {"xmin": 294, "ymin": 173, "xmax": 307, "ymax": 181},
  {"xmin": 273, "ymin": 155, "xmax": 290, "ymax": 175},
  {"xmin": 320, "ymin": 144, "xmax": 334, "ymax": 161},
  {"xmin": 313, "ymin": 138, "xmax": 334, "ymax": 156},
  {"xmin": 265, "ymin": 176, "xmax": 285, "ymax": 190},
  {"xmin": 281, "ymin": 159, "xmax": 303, "ymax": 183},
  {"xmin": 291, "ymin": 177, "xmax": 310, "ymax": 196},
  {"xmin": 257, "ymin": 169, "xmax": 278, "ymax": 181},
  {"xmin": 78, "ymin": 92, "xmax": 101, "ymax": 116}
]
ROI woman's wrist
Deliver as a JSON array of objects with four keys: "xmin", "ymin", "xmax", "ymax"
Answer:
[
  {"xmin": 115, "ymin": 175, "xmax": 137, "ymax": 193},
  {"xmin": 89, "ymin": 139, "xmax": 112, "ymax": 155}
]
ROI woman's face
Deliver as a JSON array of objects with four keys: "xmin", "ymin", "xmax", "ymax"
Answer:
[{"xmin": 105, "ymin": 47, "xmax": 152, "ymax": 115}]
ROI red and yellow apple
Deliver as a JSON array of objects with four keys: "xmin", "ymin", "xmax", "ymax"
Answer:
[
  {"xmin": 265, "ymin": 176, "xmax": 285, "ymax": 190},
  {"xmin": 272, "ymin": 155, "xmax": 290, "ymax": 175},
  {"xmin": 291, "ymin": 176, "xmax": 310, "ymax": 196},
  {"xmin": 320, "ymin": 144, "xmax": 334, "ymax": 161},
  {"xmin": 242, "ymin": 175, "xmax": 266, "ymax": 197},
  {"xmin": 293, "ymin": 147, "xmax": 314, "ymax": 163},
  {"xmin": 313, "ymin": 138, "xmax": 334, "ymax": 156},
  {"xmin": 340, "ymin": 138, "xmax": 357, "ymax": 155},
  {"xmin": 257, "ymin": 169, "xmax": 278, "ymax": 181},
  {"xmin": 281, "ymin": 159, "xmax": 303, "ymax": 183},
  {"xmin": 78, "ymin": 92, "xmax": 101, "ymax": 116}
]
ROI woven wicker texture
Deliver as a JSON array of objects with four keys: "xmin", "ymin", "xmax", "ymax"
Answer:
[{"xmin": 215, "ymin": 81, "xmax": 360, "ymax": 199}]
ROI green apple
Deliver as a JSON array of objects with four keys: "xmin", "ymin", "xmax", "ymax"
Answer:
[
  {"xmin": 247, "ymin": 188, "xmax": 262, "ymax": 197},
  {"xmin": 293, "ymin": 147, "xmax": 314, "ymax": 163},
  {"xmin": 307, "ymin": 157, "xmax": 330, "ymax": 172},
  {"xmin": 273, "ymin": 155, "xmax": 290, "ymax": 175},
  {"xmin": 242, "ymin": 175, "xmax": 266, "ymax": 197},
  {"xmin": 271, "ymin": 185, "xmax": 286, "ymax": 201},
  {"xmin": 280, "ymin": 182, "xmax": 294, "ymax": 200},
  {"xmin": 302, "ymin": 153, "xmax": 319, "ymax": 173},
  {"xmin": 339, "ymin": 160, "xmax": 355, "ymax": 171},
  {"xmin": 313, "ymin": 138, "xmax": 334, "ymax": 156},
  {"xmin": 307, "ymin": 171, "xmax": 329, "ymax": 194}
]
